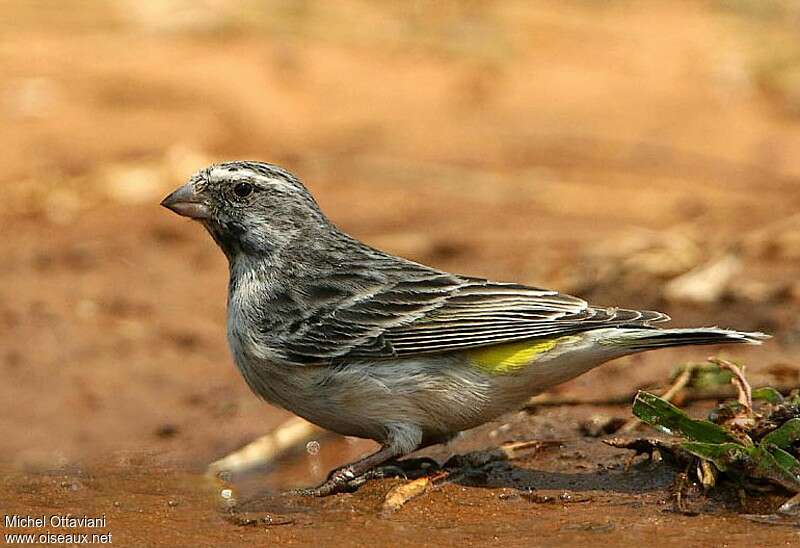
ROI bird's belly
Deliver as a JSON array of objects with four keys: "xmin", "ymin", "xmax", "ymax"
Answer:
[
  {"xmin": 231, "ymin": 350, "xmax": 500, "ymax": 443},
  {"xmin": 227, "ymin": 331, "xmax": 625, "ymax": 446}
]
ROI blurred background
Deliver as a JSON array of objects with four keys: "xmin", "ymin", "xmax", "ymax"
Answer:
[{"xmin": 2, "ymin": 0, "xmax": 800, "ymax": 538}]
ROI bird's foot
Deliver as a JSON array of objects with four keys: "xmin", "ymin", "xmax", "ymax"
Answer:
[
  {"xmin": 286, "ymin": 457, "xmax": 441, "ymax": 497},
  {"xmin": 379, "ymin": 456, "xmax": 441, "ymax": 479},
  {"xmin": 348, "ymin": 456, "xmax": 440, "ymax": 487},
  {"xmin": 285, "ymin": 465, "xmax": 361, "ymax": 497}
]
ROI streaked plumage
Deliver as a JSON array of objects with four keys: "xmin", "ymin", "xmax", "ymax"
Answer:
[{"xmin": 162, "ymin": 161, "xmax": 768, "ymax": 496}]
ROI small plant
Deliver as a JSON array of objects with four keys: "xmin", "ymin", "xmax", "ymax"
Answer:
[{"xmin": 609, "ymin": 359, "xmax": 800, "ymax": 515}]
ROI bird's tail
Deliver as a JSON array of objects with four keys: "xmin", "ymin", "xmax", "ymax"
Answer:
[{"xmin": 601, "ymin": 327, "xmax": 770, "ymax": 352}]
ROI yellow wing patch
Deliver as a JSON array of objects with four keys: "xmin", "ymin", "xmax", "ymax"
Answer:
[{"xmin": 468, "ymin": 336, "xmax": 576, "ymax": 375}]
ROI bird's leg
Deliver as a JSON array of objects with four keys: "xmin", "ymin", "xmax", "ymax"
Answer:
[
  {"xmin": 291, "ymin": 444, "xmax": 403, "ymax": 497},
  {"xmin": 351, "ymin": 433, "xmax": 450, "ymax": 483},
  {"xmin": 290, "ymin": 424, "xmax": 423, "ymax": 497}
]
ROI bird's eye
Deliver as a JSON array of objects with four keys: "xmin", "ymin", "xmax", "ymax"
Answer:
[{"xmin": 233, "ymin": 182, "xmax": 253, "ymax": 198}]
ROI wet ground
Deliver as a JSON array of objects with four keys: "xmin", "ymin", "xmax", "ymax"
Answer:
[
  {"xmin": 3, "ymin": 1, "xmax": 800, "ymax": 546},
  {"xmin": 3, "ymin": 393, "xmax": 798, "ymax": 547}
]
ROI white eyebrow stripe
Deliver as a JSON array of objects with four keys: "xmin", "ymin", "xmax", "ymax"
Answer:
[
  {"xmin": 209, "ymin": 166, "xmax": 257, "ymax": 182},
  {"xmin": 208, "ymin": 166, "xmax": 296, "ymax": 192}
]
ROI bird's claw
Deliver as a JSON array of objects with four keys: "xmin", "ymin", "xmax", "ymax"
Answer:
[
  {"xmin": 284, "ymin": 465, "xmax": 360, "ymax": 497},
  {"xmin": 285, "ymin": 457, "xmax": 441, "ymax": 497}
]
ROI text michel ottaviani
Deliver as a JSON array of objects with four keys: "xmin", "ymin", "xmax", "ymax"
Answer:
[{"xmin": 5, "ymin": 514, "xmax": 107, "ymax": 528}]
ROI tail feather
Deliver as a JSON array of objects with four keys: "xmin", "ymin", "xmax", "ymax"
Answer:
[{"xmin": 602, "ymin": 327, "xmax": 770, "ymax": 351}]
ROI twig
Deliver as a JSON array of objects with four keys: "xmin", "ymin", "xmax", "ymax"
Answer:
[
  {"xmin": 709, "ymin": 357, "xmax": 752, "ymax": 411},
  {"xmin": 526, "ymin": 393, "xmax": 648, "ymax": 407},
  {"xmin": 616, "ymin": 367, "xmax": 694, "ymax": 434},
  {"xmin": 661, "ymin": 368, "xmax": 696, "ymax": 402},
  {"xmin": 381, "ymin": 475, "xmax": 438, "ymax": 514},
  {"xmin": 674, "ymin": 467, "xmax": 690, "ymax": 514}
]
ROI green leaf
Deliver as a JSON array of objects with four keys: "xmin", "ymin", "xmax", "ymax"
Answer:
[
  {"xmin": 761, "ymin": 418, "xmax": 800, "ymax": 449},
  {"xmin": 680, "ymin": 442, "xmax": 750, "ymax": 472},
  {"xmin": 681, "ymin": 442, "xmax": 800, "ymax": 492},
  {"xmin": 749, "ymin": 445, "xmax": 800, "ymax": 493},
  {"xmin": 752, "ymin": 387, "xmax": 784, "ymax": 404},
  {"xmin": 766, "ymin": 445, "xmax": 800, "ymax": 478},
  {"xmin": 633, "ymin": 391, "xmax": 742, "ymax": 444}
]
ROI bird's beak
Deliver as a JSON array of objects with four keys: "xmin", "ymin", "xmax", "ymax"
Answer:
[{"xmin": 160, "ymin": 182, "xmax": 211, "ymax": 220}]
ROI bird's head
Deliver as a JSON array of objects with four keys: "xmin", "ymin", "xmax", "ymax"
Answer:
[{"xmin": 161, "ymin": 161, "xmax": 330, "ymax": 260}]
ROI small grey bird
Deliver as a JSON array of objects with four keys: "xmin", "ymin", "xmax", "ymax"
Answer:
[{"xmin": 161, "ymin": 161, "xmax": 768, "ymax": 496}]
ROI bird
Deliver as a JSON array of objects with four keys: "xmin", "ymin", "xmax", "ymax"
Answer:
[{"xmin": 161, "ymin": 160, "xmax": 768, "ymax": 496}]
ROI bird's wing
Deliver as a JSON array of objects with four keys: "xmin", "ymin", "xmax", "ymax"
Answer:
[
  {"xmin": 374, "ymin": 279, "xmax": 668, "ymax": 356},
  {"xmin": 279, "ymin": 272, "xmax": 669, "ymax": 364}
]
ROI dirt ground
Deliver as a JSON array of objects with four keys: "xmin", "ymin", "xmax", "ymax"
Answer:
[{"xmin": 3, "ymin": 1, "xmax": 800, "ymax": 546}]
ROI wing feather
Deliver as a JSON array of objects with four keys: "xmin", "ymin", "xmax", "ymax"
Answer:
[{"xmin": 277, "ymin": 268, "xmax": 669, "ymax": 364}]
